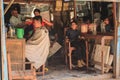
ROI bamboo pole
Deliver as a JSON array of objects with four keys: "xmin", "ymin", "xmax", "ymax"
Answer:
[
  {"xmin": 4, "ymin": 0, "xmax": 14, "ymax": 15},
  {"xmin": 113, "ymin": 2, "xmax": 120, "ymax": 78}
]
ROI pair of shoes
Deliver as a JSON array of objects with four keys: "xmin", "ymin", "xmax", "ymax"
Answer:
[
  {"xmin": 45, "ymin": 67, "xmax": 49, "ymax": 72},
  {"xmin": 77, "ymin": 60, "xmax": 84, "ymax": 68},
  {"xmin": 80, "ymin": 60, "xmax": 86, "ymax": 66}
]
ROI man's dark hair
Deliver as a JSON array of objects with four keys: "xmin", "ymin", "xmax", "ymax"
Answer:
[
  {"xmin": 33, "ymin": 9, "xmax": 41, "ymax": 13},
  {"xmin": 33, "ymin": 16, "xmax": 42, "ymax": 23}
]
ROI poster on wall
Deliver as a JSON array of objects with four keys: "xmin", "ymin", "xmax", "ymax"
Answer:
[{"xmin": 40, "ymin": 11, "xmax": 50, "ymax": 22}]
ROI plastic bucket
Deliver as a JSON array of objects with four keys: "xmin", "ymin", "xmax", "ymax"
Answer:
[{"xmin": 16, "ymin": 28, "xmax": 24, "ymax": 39}]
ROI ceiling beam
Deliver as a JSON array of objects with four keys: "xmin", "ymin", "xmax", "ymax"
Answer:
[{"xmin": 4, "ymin": 0, "xmax": 54, "ymax": 3}]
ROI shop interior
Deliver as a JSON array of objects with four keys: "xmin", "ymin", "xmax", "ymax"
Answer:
[{"xmin": 4, "ymin": 0, "xmax": 115, "ymax": 80}]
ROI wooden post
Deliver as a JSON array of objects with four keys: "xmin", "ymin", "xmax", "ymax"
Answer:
[
  {"xmin": 118, "ymin": 3, "xmax": 120, "ymax": 78},
  {"xmin": 113, "ymin": 2, "xmax": 120, "ymax": 78},
  {"xmin": 0, "ymin": 0, "xmax": 9, "ymax": 80},
  {"xmin": 73, "ymin": 0, "xmax": 76, "ymax": 19},
  {"xmin": 91, "ymin": 1, "xmax": 94, "ymax": 21},
  {"xmin": 85, "ymin": 40, "xmax": 89, "ymax": 72}
]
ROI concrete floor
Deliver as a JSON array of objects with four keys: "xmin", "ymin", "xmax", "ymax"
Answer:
[
  {"xmin": 37, "ymin": 48, "xmax": 117, "ymax": 80},
  {"xmin": 37, "ymin": 65, "xmax": 114, "ymax": 80}
]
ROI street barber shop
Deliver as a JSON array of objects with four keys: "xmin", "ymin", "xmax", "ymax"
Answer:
[{"xmin": 1, "ymin": 0, "xmax": 120, "ymax": 80}]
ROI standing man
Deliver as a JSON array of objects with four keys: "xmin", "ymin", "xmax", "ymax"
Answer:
[{"xmin": 33, "ymin": 9, "xmax": 53, "ymax": 26}]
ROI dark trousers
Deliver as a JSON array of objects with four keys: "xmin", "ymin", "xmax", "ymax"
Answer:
[{"xmin": 71, "ymin": 39, "xmax": 86, "ymax": 60}]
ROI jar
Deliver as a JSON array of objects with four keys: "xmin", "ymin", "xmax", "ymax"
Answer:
[{"xmin": 81, "ymin": 24, "xmax": 88, "ymax": 34}]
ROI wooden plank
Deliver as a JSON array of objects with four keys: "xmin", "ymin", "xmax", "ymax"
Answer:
[
  {"xmin": 105, "ymin": 54, "xmax": 114, "ymax": 72},
  {"xmin": 94, "ymin": 54, "xmax": 113, "ymax": 72},
  {"xmin": 94, "ymin": 61, "xmax": 112, "ymax": 69},
  {"xmin": 94, "ymin": 45, "xmax": 110, "ymax": 64},
  {"xmin": 101, "ymin": 36, "xmax": 113, "ymax": 74},
  {"xmin": 4, "ymin": 0, "xmax": 54, "ymax": 3}
]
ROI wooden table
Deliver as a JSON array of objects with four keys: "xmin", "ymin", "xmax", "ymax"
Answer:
[{"xmin": 81, "ymin": 33, "xmax": 113, "ymax": 74}]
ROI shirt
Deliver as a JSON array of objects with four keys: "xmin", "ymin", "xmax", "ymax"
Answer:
[
  {"xmin": 10, "ymin": 14, "xmax": 23, "ymax": 27},
  {"xmin": 105, "ymin": 24, "xmax": 111, "ymax": 32},
  {"xmin": 66, "ymin": 28, "xmax": 80, "ymax": 42}
]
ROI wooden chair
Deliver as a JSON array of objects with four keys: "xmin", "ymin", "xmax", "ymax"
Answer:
[
  {"xmin": 65, "ymin": 38, "xmax": 89, "ymax": 70},
  {"xmin": 64, "ymin": 28, "xmax": 89, "ymax": 70},
  {"xmin": 6, "ymin": 39, "xmax": 37, "ymax": 80},
  {"xmin": 36, "ymin": 64, "xmax": 45, "ymax": 77},
  {"xmin": 65, "ymin": 38, "xmax": 75, "ymax": 70}
]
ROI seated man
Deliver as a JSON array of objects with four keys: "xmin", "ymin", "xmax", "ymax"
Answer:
[
  {"xmin": 9, "ymin": 8, "xmax": 24, "ymax": 27},
  {"xmin": 66, "ymin": 21, "xmax": 86, "ymax": 68},
  {"xmin": 25, "ymin": 16, "xmax": 50, "ymax": 69},
  {"xmin": 33, "ymin": 9, "xmax": 53, "ymax": 27},
  {"xmin": 103, "ymin": 17, "xmax": 112, "ymax": 33}
]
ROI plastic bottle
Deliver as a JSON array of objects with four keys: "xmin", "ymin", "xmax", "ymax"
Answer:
[
  {"xmin": 5, "ymin": 27, "xmax": 7, "ymax": 38},
  {"xmin": 101, "ymin": 20, "xmax": 106, "ymax": 33},
  {"xmin": 9, "ymin": 24, "xmax": 16, "ymax": 38},
  {"xmin": 12, "ymin": 27, "xmax": 15, "ymax": 37},
  {"xmin": 9, "ymin": 25, "xmax": 13, "ymax": 37}
]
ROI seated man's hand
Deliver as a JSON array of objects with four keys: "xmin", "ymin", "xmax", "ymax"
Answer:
[
  {"xmin": 79, "ymin": 36, "xmax": 85, "ymax": 39},
  {"xmin": 50, "ymin": 41, "xmax": 55, "ymax": 48},
  {"xmin": 66, "ymin": 38, "xmax": 69, "ymax": 43}
]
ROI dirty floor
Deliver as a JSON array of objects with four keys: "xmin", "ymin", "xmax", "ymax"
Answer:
[{"xmin": 37, "ymin": 64, "xmax": 114, "ymax": 80}]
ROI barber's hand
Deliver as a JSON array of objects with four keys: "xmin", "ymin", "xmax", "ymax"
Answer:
[{"xmin": 25, "ymin": 19, "xmax": 33, "ymax": 25}]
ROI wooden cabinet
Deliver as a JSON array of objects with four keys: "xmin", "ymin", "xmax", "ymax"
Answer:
[{"xmin": 6, "ymin": 39, "xmax": 25, "ymax": 70}]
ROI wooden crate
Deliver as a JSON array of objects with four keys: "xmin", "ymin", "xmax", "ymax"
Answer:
[{"xmin": 6, "ymin": 39, "xmax": 25, "ymax": 70}]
